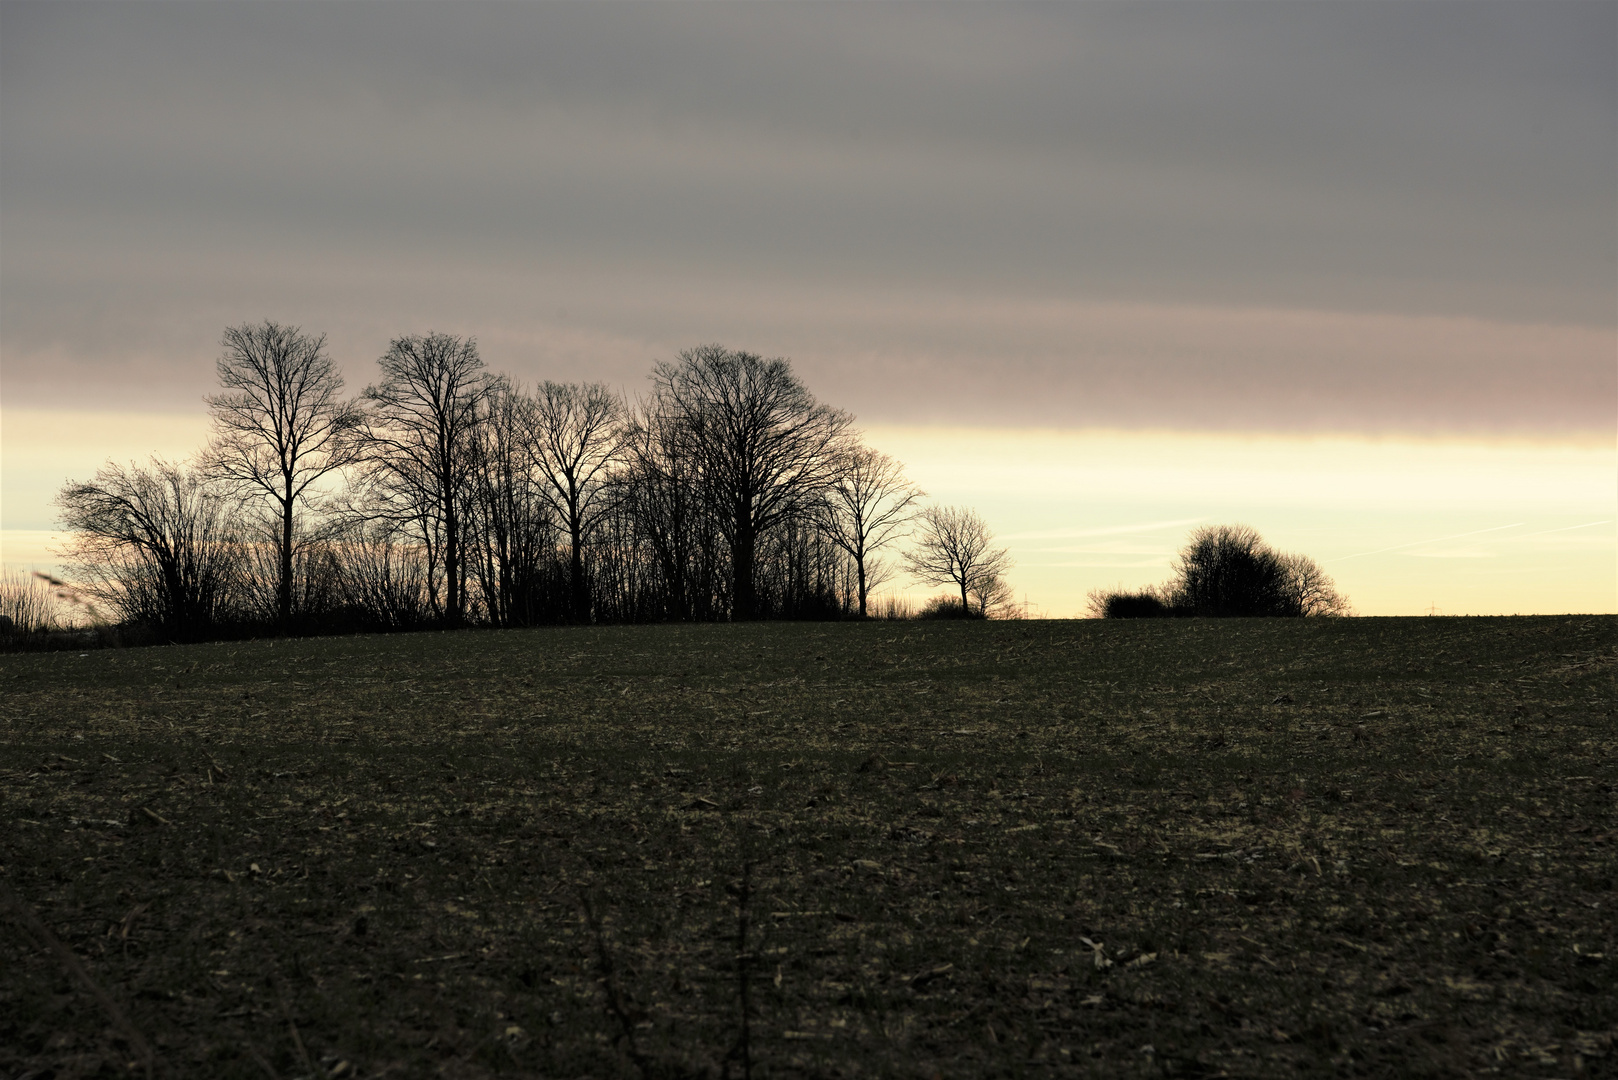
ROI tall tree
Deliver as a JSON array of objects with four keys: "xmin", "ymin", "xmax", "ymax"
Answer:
[
  {"xmin": 467, "ymin": 378, "xmax": 557, "ymax": 627},
  {"xmin": 902, "ymin": 505, "xmax": 1013, "ymax": 617},
  {"xmin": 205, "ymin": 321, "xmax": 360, "ymax": 629},
  {"xmin": 623, "ymin": 396, "xmax": 714, "ymax": 621},
  {"xmin": 819, "ymin": 445, "xmax": 923, "ymax": 617},
  {"xmin": 652, "ymin": 346, "xmax": 851, "ymax": 620},
  {"xmin": 356, "ymin": 332, "xmax": 490, "ymax": 627},
  {"xmin": 529, "ymin": 381, "xmax": 626, "ymax": 622}
]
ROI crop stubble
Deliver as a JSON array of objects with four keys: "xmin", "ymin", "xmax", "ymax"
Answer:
[{"xmin": 1, "ymin": 616, "xmax": 1613, "ymax": 1078}]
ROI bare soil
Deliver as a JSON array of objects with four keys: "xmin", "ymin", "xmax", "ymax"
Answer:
[{"xmin": 1, "ymin": 616, "xmax": 1614, "ymax": 1078}]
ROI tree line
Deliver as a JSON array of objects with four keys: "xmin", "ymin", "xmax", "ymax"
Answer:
[{"xmin": 50, "ymin": 323, "xmax": 1015, "ymax": 641}]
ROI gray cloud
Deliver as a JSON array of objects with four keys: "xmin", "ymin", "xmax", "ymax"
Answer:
[{"xmin": 2, "ymin": 1, "xmax": 1612, "ymax": 430}]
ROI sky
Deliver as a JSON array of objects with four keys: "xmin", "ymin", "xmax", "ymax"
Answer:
[{"xmin": 2, "ymin": 1, "xmax": 1614, "ymax": 615}]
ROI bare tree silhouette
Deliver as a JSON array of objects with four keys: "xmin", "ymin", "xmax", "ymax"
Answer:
[
  {"xmin": 1277, "ymin": 551, "xmax": 1352, "ymax": 617},
  {"xmin": 1170, "ymin": 524, "xmax": 1288, "ymax": 617},
  {"xmin": 205, "ymin": 321, "xmax": 361, "ymax": 630},
  {"xmin": 56, "ymin": 459, "xmax": 240, "ymax": 638},
  {"xmin": 819, "ymin": 446, "xmax": 923, "ymax": 617},
  {"xmin": 651, "ymin": 346, "xmax": 851, "ymax": 620},
  {"xmin": 1169, "ymin": 524, "xmax": 1349, "ymax": 617},
  {"xmin": 622, "ymin": 395, "xmax": 719, "ymax": 621},
  {"xmin": 467, "ymin": 379, "xmax": 557, "ymax": 627},
  {"xmin": 356, "ymin": 333, "xmax": 491, "ymax": 627},
  {"xmin": 46, "ymin": 335, "xmax": 1022, "ymax": 637},
  {"xmin": 903, "ymin": 505, "xmax": 1013, "ymax": 618},
  {"xmin": 1091, "ymin": 525, "xmax": 1350, "ymax": 618},
  {"xmin": 529, "ymin": 382, "xmax": 626, "ymax": 622}
]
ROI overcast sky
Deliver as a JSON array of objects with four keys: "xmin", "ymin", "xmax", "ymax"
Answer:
[{"xmin": 2, "ymin": 0, "xmax": 1614, "ymax": 433}]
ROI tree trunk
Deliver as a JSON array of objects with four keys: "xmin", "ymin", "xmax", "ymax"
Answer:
[
  {"xmin": 733, "ymin": 520, "xmax": 757, "ymax": 621},
  {"xmin": 856, "ymin": 557, "xmax": 868, "ymax": 618},
  {"xmin": 959, "ymin": 578, "xmax": 970, "ymax": 614},
  {"xmin": 444, "ymin": 502, "xmax": 461, "ymax": 628},
  {"xmin": 279, "ymin": 492, "xmax": 295, "ymax": 631},
  {"xmin": 569, "ymin": 517, "xmax": 588, "ymax": 623}
]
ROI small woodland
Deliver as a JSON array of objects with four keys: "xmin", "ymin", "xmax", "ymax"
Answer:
[{"xmin": 4, "ymin": 321, "xmax": 1346, "ymax": 649}]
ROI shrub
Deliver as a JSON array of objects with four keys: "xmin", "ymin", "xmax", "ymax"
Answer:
[
  {"xmin": 917, "ymin": 595, "xmax": 980, "ymax": 620},
  {"xmin": 1092, "ymin": 525, "xmax": 1350, "ymax": 619},
  {"xmin": 1087, "ymin": 588, "xmax": 1173, "ymax": 619},
  {"xmin": 1168, "ymin": 524, "xmax": 1294, "ymax": 617},
  {"xmin": 0, "ymin": 571, "xmax": 58, "ymax": 639},
  {"xmin": 868, "ymin": 594, "xmax": 916, "ymax": 620}
]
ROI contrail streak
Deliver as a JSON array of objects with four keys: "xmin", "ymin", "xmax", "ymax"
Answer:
[
  {"xmin": 1328, "ymin": 523, "xmax": 1525, "ymax": 563},
  {"xmin": 1498, "ymin": 520, "xmax": 1611, "ymax": 541}
]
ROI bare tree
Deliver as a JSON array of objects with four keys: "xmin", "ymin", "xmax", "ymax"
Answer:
[
  {"xmin": 355, "ymin": 332, "xmax": 490, "ymax": 627},
  {"xmin": 56, "ymin": 459, "xmax": 241, "ymax": 638},
  {"xmin": 529, "ymin": 381, "xmax": 626, "ymax": 622},
  {"xmin": 970, "ymin": 573, "xmax": 1018, "ymax": 620},
  {"xmin": 819, "ymin": 445, "xmax": 923, "ymax": 617},
  {"xmin": 622, "ymin": 395, "xmax": 717, "ymax": 621},
  {"xmin": 652, "ymin": 346, "xmax": 851, "ymax": 620},
  {"xmin": 466, "ymin": 378, "xmax": 558, "ymax": 626},
  {"xmin": 902, "ymin": 505, "xmax": 1013, "ymax": 617},
  {"xmin": 1278, "ymin": 552, "xmax": 1352, "ymax": 617},
  {"xmin": 205, "ymin": 321, "xmax": 360, "ymax": 629}
]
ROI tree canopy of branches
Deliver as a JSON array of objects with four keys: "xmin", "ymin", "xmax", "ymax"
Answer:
[
  {"xmin": 902, "ymin": 505, "xmax": 1013, "ymax": 618},
  {"xmin": 528, "ymin": 381, "xmax": 626, "ymax": 622},
  {"xmin": 1169, "ymin": 524, "xmax": 1351, "ymax": 617},
  {"xmin": 465, "ymin": 378, "xmax": 557, "ymax": 628},
  {"xmin": 651, "ymin": 345, "xmax": 852, "ymax": 620},
  {"xmin": 1171, "ymin": 524, "xmax": 1292, "ymax": 617},
  {"xmin": 819, "ymin": 447, "xmax": 922, "ymax": 617},
  {"xmin": 356, "ymin": 332, "xmax": 491, "ymax": 627},
  {"xmin": 205, "ymin": 320, "xmax": 360, "ymax": 629},
  {"xmin": 621, "ymin": 399, "xmax": 718, "ymax": 621},
  {"xmin": 1090, "ymin": 524, "xmax": 1350, "ymax": 618},
  {"xmin": 1277, "ymin": 550, "xmax": 1353, "ymax": 617},
  {"xmin": 55, "ymin": 459, "xmax": 240, "ymax": 639}
]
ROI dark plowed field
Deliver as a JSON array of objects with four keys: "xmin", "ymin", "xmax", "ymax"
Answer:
[{"xmin": 2, "ymin": 616, "xmax": 1614, "ymax": 1078}]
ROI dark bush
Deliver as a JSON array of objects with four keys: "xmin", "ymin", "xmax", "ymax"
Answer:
[
  {"xmin": 1100, "ymin": 591, "xmax": 1172, "ymax": 619},
  {"xmin": 1089, "ymin": 525, "xmax": 1350, "ymax": 620},
  {"xmin": 917, "ymin": 596, "xmax": 980, "ymax": 620},
  {"xmin": 1170, "ymin": 524, "xmax": 1294, "ymax": 617}
]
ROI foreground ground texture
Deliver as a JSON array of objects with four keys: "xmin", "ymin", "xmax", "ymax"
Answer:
[{"xmin": 1, "ymin": 617, "xmax": 1614, "ymax": 1079}]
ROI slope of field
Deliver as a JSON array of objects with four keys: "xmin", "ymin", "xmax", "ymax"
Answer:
[{"xmin": 1, "ymin": 617, "xmax": 1614, "ymax": 1078}]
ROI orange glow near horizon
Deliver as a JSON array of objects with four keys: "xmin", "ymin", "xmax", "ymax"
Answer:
[
  {"xmin": 861, "ymin": 425, "xmax": 1615, "ymax": 618},
  {"xmin": 3, "ymin": 409, "xmax": 1613, "ymax": 617}
]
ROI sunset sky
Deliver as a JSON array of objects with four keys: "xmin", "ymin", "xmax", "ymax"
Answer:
[{"xmin": 2, "ymin": 1, "xmax": 1613, "ymax": 615}]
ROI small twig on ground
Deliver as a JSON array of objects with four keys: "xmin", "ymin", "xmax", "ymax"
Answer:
[
  {"xmin": 722, "ymin": 829, "xmax": 754, "ymax": 1080},
  {"xmin": 0, "ymin": 875, "xmax": 161, "ymax": 1079},
  {"xmin": 245, "ymin": 1040, "xmax": 281, "ymax": 1079},
  {"xmin": 272, "ymin": 973, "xmax": 317, "ymax": 1079},
  {"xmin": 577, "ymin": 886, "xmax": 652, "ymax": 1077},
  {"xmin": 737, "ymin": 856, "xmax": 754, "ymax": 1080}
]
